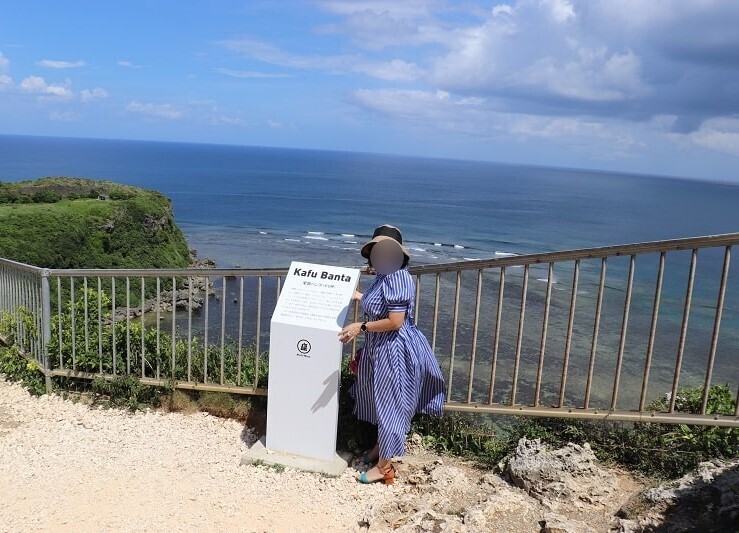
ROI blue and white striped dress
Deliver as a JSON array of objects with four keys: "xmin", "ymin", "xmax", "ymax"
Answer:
[{"xmin": 351, "ymin": 268, "xmax": 446, "ymax": 460}]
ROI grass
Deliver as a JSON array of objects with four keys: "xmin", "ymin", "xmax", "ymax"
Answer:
[{"xmin": 0, "ymin": 177, "xmax": 191, "ymax": 269}]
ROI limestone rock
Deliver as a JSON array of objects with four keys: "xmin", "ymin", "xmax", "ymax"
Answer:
[
  {"xmin": 358, "ymin": 448, "xmax": 619, "ymax": 532},
  {"xmin": 506, "ymin": 438, "xmax": 617, "ymax": 510},
  {"xmin": 542, "ymin": 513, "xmax": 598, "ymax": 533},
  {"xmin": 614, "ymin": 459, "xmax": 739, "ymax": 532}
]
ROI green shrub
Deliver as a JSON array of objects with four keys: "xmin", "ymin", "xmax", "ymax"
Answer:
[
  {"xmin": 48, "ymin": 287, "xmax": 269, "ymax": 387},
  {"xmin": 0, "ymin": 310, "xmax": 46, "ymax": 395},
  {"xmin": 91, "ymin": 374, "xmax": 165, "ymax": 411},
  {"xmin": 0, "ymin": 346, "xmax": 46, "ymax": 396},
  {"xmin": 31, "ymin": 189, "xmax": 62, "ymax": 203},
  {"xmin": 410, "ymin": 384, "xmax": 738, "ymax": 479}
]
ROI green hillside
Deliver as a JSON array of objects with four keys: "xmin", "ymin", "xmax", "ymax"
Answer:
[{"xmin": 0, "ymin": 177, "xmax": 191, "ymax": 269}]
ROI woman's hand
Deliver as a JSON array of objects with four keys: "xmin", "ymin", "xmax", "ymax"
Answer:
[
  {"xmin": 338, "ymin": 322, "xmax": 362, "ymax": 343},
  {"xmin": 353, "ymin": 290, "xmax": 363, "ymax": 301}
]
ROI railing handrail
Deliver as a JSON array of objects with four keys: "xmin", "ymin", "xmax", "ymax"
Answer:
[
  {"xmin": 408, "ymin": 232, "xmax": 739, "ymax": 275},
  {"xmin": 47, "ymin": 266, "xmax": 292, "ymax": 277},
  {"xmin": 0, "ymin": 257, "xmax": 48, "ymax": 275},
  {"xmin": 1, "ymin": 231, "xmax": 735, "ymax": 277}
]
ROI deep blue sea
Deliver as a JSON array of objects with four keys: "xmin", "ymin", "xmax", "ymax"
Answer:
[
  {"xmin": 1, "ymin": 134, "xmax": 737, "ymax": 406},
  {"xmin": 1, "ymin": 134, "xmax": 738, "ymax": 269}
]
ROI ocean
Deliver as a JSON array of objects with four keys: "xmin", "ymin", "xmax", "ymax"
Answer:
[
  {"xmin": 1, "ymin": 134, "xmax": 737, "ymax": 407},
  {"xmin": 2, "ymin": 134, "xmax": 738, "ymax": 269}
]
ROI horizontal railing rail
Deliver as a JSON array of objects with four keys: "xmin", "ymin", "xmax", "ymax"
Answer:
[
  {"xmin": 1, "ymin": 232, "xmax": 737, "ymax": 427},
  {"xmin": 409, "ymin": 232, "xmax": 739, "ymax": 274}
]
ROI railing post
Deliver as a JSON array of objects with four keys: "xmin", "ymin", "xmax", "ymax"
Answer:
[
  {"xmin": 611, "ymin": 254, "xmax": 635, "ymax": 411},
  {"xmin": 40, "ymin": 269, "xmax": 53, "ymax": 393},
  {"xmin": 701, "ymin": 245, "xmax": 731, "ymax": 415}
]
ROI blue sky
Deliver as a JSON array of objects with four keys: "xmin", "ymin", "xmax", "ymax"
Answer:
[{"xmin": 1, "ymin": 0, "xmax": 738, "ymax": 181}]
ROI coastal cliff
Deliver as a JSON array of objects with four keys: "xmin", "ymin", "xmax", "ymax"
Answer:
[{"xmin": 0, "ymin": 177, "xmax": 191, "ymax": 269}]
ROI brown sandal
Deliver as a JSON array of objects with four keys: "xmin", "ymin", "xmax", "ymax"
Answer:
[{"xmin": 359, "ymin": 464, "xmax": 395, "ymax": 485}]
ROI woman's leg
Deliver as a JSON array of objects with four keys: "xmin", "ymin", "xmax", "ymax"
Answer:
[{"xmin": 362, "ymin": 441, "xmax": 380, "ymax": 462}]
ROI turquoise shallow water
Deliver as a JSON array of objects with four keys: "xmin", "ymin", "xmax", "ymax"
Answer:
[{"xmin": 1, "ymin": 134, "xmax": 737, "ymax": 407}]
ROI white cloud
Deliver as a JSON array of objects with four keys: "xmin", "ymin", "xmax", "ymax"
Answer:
[
  {"xmin": 49, "ymin": 110, "xmax": 77, "ymax": 122},
  {"xmin": 37, "ymin": 59, "xmax": 86, "ymax": 69},
  {"xmin": 684, "ymin": 116, "xmax": 739, "ymax": 156},
  {"xmin": 117, "ymin": 60, "xmax": 146, "ymax": 68},
  {"xmin": 19, "ymin": 75, "xmax": 73, "ymax": 99},
  {"xmin": 222, "ymin": 37, "xmax": 425, "ymax": 82},
  {"xmin": 220, "ymin": 37, "xmax": 356, "ymax": 72},
  {"xmin": 542, "ymin": 0, "xmax": 576, "ymax": 24},
  {"xmin": 126, "ymin": 101, "xmax": 183, "ymax": 119},
  {"xmin": 313, "ymin": 0, "xmax": 739, "ymax": 139},
  {"xmin": 351, "ymin": 88, "xmax": 515, "ymax": 138},
  {"xmin": 316, "ymin": 0, "xmax": 440, "ymax": 18},
  {"xmin": 265, "ymin": 119, "xmax": 296, "ymax": 130},
  {"xmin": 20, "ymin": 75, "xmax": 46, "ymax": 92},
  {"xmin": 508, "ymin": 114, "xmax": 602, "ymax": 139},
  {"xmin": 427, "ymin": 1, "xmax": 650, "ymax": 106},
  {"xmin": 509, "ymin": 47, "xmax": 647, "ymax": 102},
  {"xmin": 0, "ymin": 51, "xmax": 9, "ymax": 71},
  {"xmin": 353, "ymin": 59, "xmax": 424, "ymax": 82},
  {"xmin": 315, "ymin": 0, "xmax": 446, "ymax": 50},
  {"xmin": 350, "ymin": 87, "xmax": 646, "ymax": 159},
  {"xmin": 45, "ymin": 85, "xmax": 71, "ymax": 97},
  {"xmin": 222, "ymin": 37, "xmax": 426, "ymax": 82},
  {"xmin": 80, "ymin": 87, "xmax": 109, "ymax": 102},
  {"xmin": 214, "ymin": 67, "xmax": 290, "ymax": 79},
  {"xmin": 588, "ymin": 0, "xmax": 679, "ymax": 30},
  {"xmin": 0, "ymin": 74, "xmax": 12, "ymax": 88},
  {"xmin": 216, "ymin": 115, "xmax": 247, "ymax": 126}
]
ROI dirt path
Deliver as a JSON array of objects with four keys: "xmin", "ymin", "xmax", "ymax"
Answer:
[{"xmin": 0, "ymin": 378, "xmax": 397, "ymax": 532}]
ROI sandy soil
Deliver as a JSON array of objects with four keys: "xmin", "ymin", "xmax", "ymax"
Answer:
[{"xmin": 0, "ymin": 377, "xmax": 397, "ymax": 532}]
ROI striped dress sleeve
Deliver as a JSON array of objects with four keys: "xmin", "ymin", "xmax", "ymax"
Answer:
[{"xmin": 382, "ymin": 269, "xmax": 414, "ymax": 313}]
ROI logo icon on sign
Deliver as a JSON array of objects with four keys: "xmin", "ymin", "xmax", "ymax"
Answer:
[{"xmin": 297, "ymin": 339, "xmax": 312, "ymax": 355}]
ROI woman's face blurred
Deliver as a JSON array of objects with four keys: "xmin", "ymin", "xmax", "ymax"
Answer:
[{"xmin": 370, "ymin": 239, "xmax": 404, "ymax": 275}]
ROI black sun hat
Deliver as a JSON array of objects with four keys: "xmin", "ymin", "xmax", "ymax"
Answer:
[{"xmin": 360, "ymin": 224, "xmax": 410, "ymax": 263}]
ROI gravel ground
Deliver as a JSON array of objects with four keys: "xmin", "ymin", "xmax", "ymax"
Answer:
[{"xmin": 0, "ymin": 377, "xmax": 398, "ymax": 532}]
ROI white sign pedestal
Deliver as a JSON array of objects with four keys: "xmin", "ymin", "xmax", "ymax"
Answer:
[{"xmin": 241, "ymin": 261, "xmax": 359, "ymax": 475}]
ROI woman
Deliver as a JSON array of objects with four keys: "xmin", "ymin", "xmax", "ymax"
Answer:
[{"xmin": 339, "ymin": 224, "xmax": 446, "ymax": 484}]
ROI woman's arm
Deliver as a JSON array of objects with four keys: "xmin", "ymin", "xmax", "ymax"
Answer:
[
  {"xmin": 366, "ymin": 311, "xmax": 405, "ymax": 332},
  {"xmin": 338, "ymin": 311, "xmax": 404, "ymax": 343}
]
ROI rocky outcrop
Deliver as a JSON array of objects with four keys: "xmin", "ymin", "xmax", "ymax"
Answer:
[
  {"xmin": 112, "ymin": 251, "xmax": 217, "ymax": 322},
  {"xmin": 506, "ymin": 438, "xmax": 619, "ymax": 509},
  {"xmin": 359, "ymin": 437, "xmax": 641, "ymax": 532},
  {"xmin": 616, "ymin": 459, "xmax": 739, "ymax": 532},
  {"xmin": 358, "ymin": 437, "xmax": 737, "ymax": 532}
]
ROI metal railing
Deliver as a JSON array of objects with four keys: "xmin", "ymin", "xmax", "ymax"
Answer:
[
  {"xmin": 1, "ymin": 233, "xmax": 737, "ymax": 427},
  {"xmin": 405, "ymin": 233, "xmax": 738, "ymax": 426},
  {"xmin": 0, "ymin": 258, "xmax": 50, "ymax": 372}
]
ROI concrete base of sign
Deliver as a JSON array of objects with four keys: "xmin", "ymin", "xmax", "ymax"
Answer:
[{"xmin": 240, "ymin": 437, "xmax": 353, "ymax": 477}]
